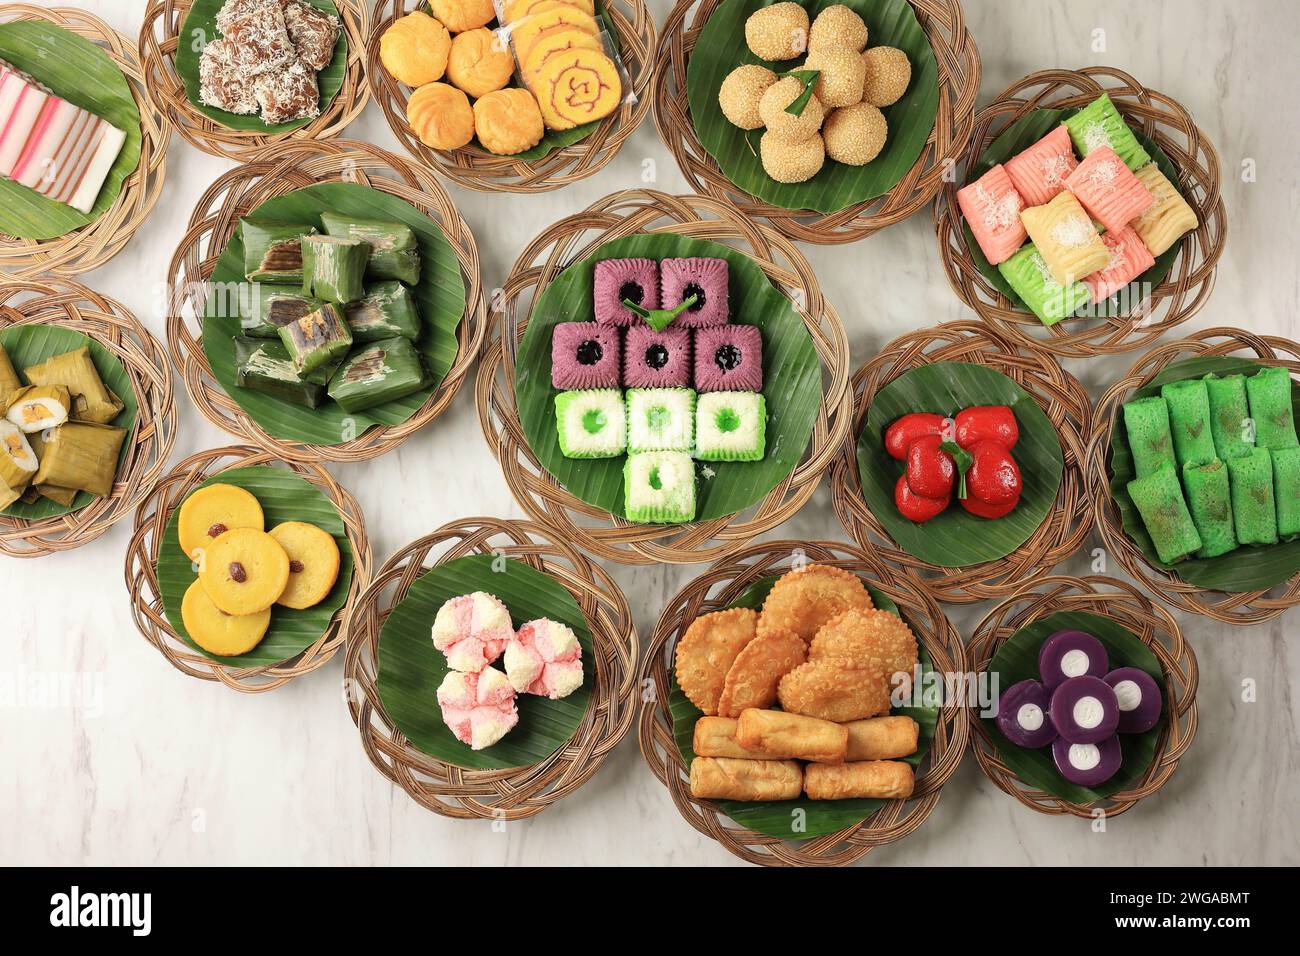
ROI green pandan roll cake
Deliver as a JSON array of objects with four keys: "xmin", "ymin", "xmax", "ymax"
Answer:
[
  {"xmin": 1205, "ymin": 372, "xmax": 1254, "ymax": 460},
  {"xmin": 1270, "ymin": 447, "xmax": 1300, "ymax": 540},
  {"xmin": 1182, "ymin": 459, "xmax": 1236, "ymax": 558},
  {"xmin": 1244, "ymin": 366, "xmax": 1298, "ymax": 450},
  {"xmin": 1160, "ymin": 378, "xmax": 1216, "ymax": 467},
  {"xmin": 1063, "ymin": 93, "xmax": 1152, "ymax": 171},
  {"xmin": 1122, "ymin": 396, "xmax": 1176, "ymax": 478},
  {"xmin": 1227, "ymin": 447, "xmax": 1278, "ymax": 546},
  {"xmin": 997, "ymin": 242, "xmax": 1091, "ymax": 327},
  {"xmin": 1128, "ymin": 462, "xmax": 1201, "ymax": 563}
]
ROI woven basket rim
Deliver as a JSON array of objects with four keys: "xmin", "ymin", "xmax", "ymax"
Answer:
[
  {"xmin": 137, "ymin": 0, "xmax": 371, "ymax": 161},
  {"xmin": 366, "ymin": 0, "xmax": 657, "ymax": 193},
  {"xmin": 0, "ymin": 277, "xmax": 177, "ymax": 559},
  {"xmin": 123, "ymin": 443, "xmax": 374, "ymax": 693},
  {"xmin": 1086, "ymin": 327, "xmax": 1300, "ymax": 624},
  {"xmin": 652, "ymin": 0, "xmax": 981, "ymax": 245},
  {"xmin": 966, "ymin": 574, "xmax": 1198, "ymax": 818},
  {"xmin": 638, "ymin": 537, "xmax": 969, "ymax": 866},
  {"xmin": 164, "ymin": 138, "xmax": 488, "ymax": 463},
  {"xmin": 341, "ymin": 516, "xmax": 640, "ymax": 820},
  {"xmin": 0, "ymin": 4, "xmax": 169, "ymax": 280},
  {"xmin": 932, "ymin": 65, "xmax": 1227, "ymax": 359},
  {"xmin": 475, "ymin": 187, "xmax": 853, "ymax": 566},
  {"xmin": 829, "ymin": 319, "xmax": 1092, "ymax": 604}
]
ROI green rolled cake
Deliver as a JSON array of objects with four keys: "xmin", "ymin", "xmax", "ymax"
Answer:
[
  {"xmin": 997, "ymin": 243, "xmax": 1091, "ymax": 326},
  {"xmin": 1204, "ymin": 372, "xmax": 1254, "ymax": 461},
  {"xmin": 1127, "ymin": 462, "xmax": 1202, "ymax": 563},
  {"xmin": 1063, "ymin": 93, "xmax": 1152, "ymax": 170},
  {"xmin": 1244, "ymin": 366, "xmax": 1298, "ymax": 450},
  {"xmin": 1122, "ymin": 396, "xmax": 1176, "ymax": 478},
  {"xmin": 1271, "ymin": 447, "xmax": 1300, "ymax": 540},
  {"xmin": 1182, "ymin": 459, "xmax": 1236, "ymax": 558},
  {"xmin": 1226, "ymin": 447, "xmax": 1278, "ymax": 546},
  {"xmin": 1160, "ymin": 378, "xmax": 1216, "ymax": 467}
]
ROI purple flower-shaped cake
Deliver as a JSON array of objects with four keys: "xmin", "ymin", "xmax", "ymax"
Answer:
[
  {"xmin": 551, "ymin": 322, "xmax": 621, "ymax": 390},
  {"xmin": 660, "ymin": 257, "xmax": 729, "ymax": 328},
  {"xmin": 624, "ymin": 325, "xmax": 692, "ymax": 388},
  {"xmin": 693, "ymin": 324, "xmax": 762, "ymax": 392},
  {"xmin": 594, "ymin": 258, "xmax": 660, "ymax": 327}
]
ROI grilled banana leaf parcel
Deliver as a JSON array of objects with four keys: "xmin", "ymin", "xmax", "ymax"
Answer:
[
  {"xmin": 242, "ymin": 220, "xmax": 318, "ymax": 284},
  {"xmin": 345, "ymin": 281, "xmax": 422, "ymax": 342},
  {"xmin": 233, "ymin": 337, "xmax": 326, "ymax": 409},
  {"xmin": 320, "ymin": 212, "xmax": 421, "ymax": 286},
  {"xmin": 327, "ymin": 337, "xmax": 431, "ymax": 413}
]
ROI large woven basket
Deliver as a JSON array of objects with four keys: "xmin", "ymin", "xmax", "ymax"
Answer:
[
  {"xmin": 138, "ymin": 0, "xmax": 370, "ymax": 160},
  {"xmin": 830, "ymin": 321, "xmax": 1092, "ymax": 603},
  {"xmin": 653, "ymin": 0, "xmax": 980, "ymax": 244},
  {"xmin": 368, "ymin": 0, "xmax": 656, "ymax": 192},
  {"xmin": 933, "ymin": 66, "xmax": 1226, "ymax": 358},
  {"xmin": 639, "ymin": 539, "xmax": 969, "ymax": 866},
  {"xmin": 342, "ymin": 517, "xmax": 639, "ymax": 820},
  {"xmin": 967, "ymin": 575, "xmax": 1197, "ymax": 818},
  {"xmin": 165, "ymin": 139, "xmax": 487, "ymax": 463},
  {"xmin": 0, "ymin": 278, "xmax": 176, "ymax": 559},
  {"xmin": 124, "ymin": 444, "xmax": 372, "ymax": 692},
  {"xmin": 1088, "ymin": 328, "xmax": 1300, "ymax": 624},
  {"xmin": 477, "ymin": 188, "xmax": 852, "ymax": 566},
  {"xmin": 0, "ymin": 5, "xmax": 168, "ymax": 280}
]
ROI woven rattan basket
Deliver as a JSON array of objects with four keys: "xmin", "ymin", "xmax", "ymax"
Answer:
[
  {"xmin": 477, "ymin": 187, "xmax": 852, "ymax": 566},
  {"xmin": 0, "ymin": 5, "xmax": 168, "ymax": 280},
  {"xmin": 639, "ymin": 538, "xmax": 968, "ymax": 866},
  {"xmin": 653, "ymin": 0, "xmax": 980, "ymax": 244},
  {"xmin": 0, "ymin": 278, "xmax": 176, "ymax": 559},
  {"xmin": 933, "ymin": 66, "xmax": 1226, "ymax": 358},
  {"xmin": 367, "ymin": 0, "xmax": 656, "ymax": 192},
  {"xmin": 124, "ymin": 444, "xmax": 372, "ymax": 692},
  {"xmin": 967, "ymin": 575, "xmax": 1197, "ymax": 818},
  {"xmin": 1088, "ymin": 328, "xmax": 1300, "ymax": 624},
  {"xmin": 138, "ymin": 0, "xmax": 369, "ymax": 160},
  {"xmin": 165, "ymin": 138, "xmax": 487, "ymax": 463},
  {"xmin": 829, "ymin": 320, "xmax": 1091, "ymax": 603},
  {"xmin": 342, "ymin": 517, "xmax": 638, "ymax": 820}
]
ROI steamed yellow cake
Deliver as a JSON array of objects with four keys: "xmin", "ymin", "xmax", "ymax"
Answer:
[
  {"xmin": 177, "ymin": 483, "xmax": 265, "ymax": 561},
  {"xmin": 268, "ymin": 521, "xmax": 341, "ymax": 610},
  {"xmin": 181, "ymin": 580, "xmax": 271, "ymax": 657},
  {"xmin": 380, "ymin": 12, "xmax": 451, "ymax": 87},
  {"xmin": 198, "ymin": 528, "xmax": 290, "ymax": 615}
]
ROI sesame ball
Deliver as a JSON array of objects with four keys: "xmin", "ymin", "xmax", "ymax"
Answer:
[
  {"xmin": 745, "ymin": 2, "xmax": 809, "ymax": 61},
  {"xmin": 804, "ymin": 47, "xmax": 866, "ymax": 108},
  {"xmin": 823, "ymin": 102, "xmax": 888, "ymax": 166},
  {"xmin": 760, "ymin": 130, "xmax": 825, "ymax": 183},
  {"xmin": 757, "ymin": 76, "xmax": 824, "ymax": 142},
  {"xmin": 718, "ymin": 64, "xmax": 779, "ymax": 129},
  {"xmin": 808, "ymin": 5, "xmax": 868, "ymax": 53},
  {"xmin": 861, "ymin": 46, "xmax": 911, "ymax": 107}
]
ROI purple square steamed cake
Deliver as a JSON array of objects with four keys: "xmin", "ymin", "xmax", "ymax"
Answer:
[
  {"xmin": 551, "ymin": 322, "xmax": 621, "ymax": 390},
  {"xmin": 594, "ymin": 258, "xmax": 660, "ymax": 326},
  {"xmin": 661, "ymin": 257, "xmax": 729, "ymax": 328},
  {"xmin": 623, "ymin": 325, "xmax": 692, "ymax": 388},
  {"xmin": 693, "ymin": 324, "xmax": 762, "ymax": 392}
]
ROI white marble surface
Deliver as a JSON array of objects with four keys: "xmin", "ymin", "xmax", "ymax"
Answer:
[{"xmin": 1, "ymin": 0, "xmax": 1297, "ymax": 866}]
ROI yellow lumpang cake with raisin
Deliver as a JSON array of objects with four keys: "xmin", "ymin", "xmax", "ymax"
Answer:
[
  {"xmin": 181, "ymin": 580, "xmax": 272, "ymax": 657},
  {"xmin": 198, "ymin": 527, "xmax": 290, "ymax": 616},
  {"xmin": 268, "ymin": 521, "xmax": 341, "ymax": 610},
  {"xmin": 177, "ymin": 483, "xmax": 265, "ymax": 561}
]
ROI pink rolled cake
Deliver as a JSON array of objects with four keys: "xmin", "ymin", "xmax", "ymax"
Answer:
[
  {"xmin": 1004, "ymin": 125, "xmax": 1078, "ymax": 207},
  {"xmin": 623, "ymin": 324, "xmax": 692, "ymax": 388},
  {"xmin": 1064, "ymin": 145, "xmax": 1154, "ymax": 234},
  {"xmin": 594, "ymin": 258, "xmax": 659, "ymax": 326},
  {"xmin": 957, "ymin": 163, "xmax": 1027, "ymax": 265},
  {"xmin": 431, "ymin": 591, "xmax": 515, "ymax": 672},
  {"xmin": 660, "ymin": 257, "xmax": 729, "ymax": 328},
  {"xmin": 551, "ymin": 321, "xmax": 621, "ymax": 390},
  {"xmin": 693, "ymin": 324, "xmax": 762, "ymax": 393},
  {"xmin": 437, "ymin": 668, "xmax": 519, "ymax": 750},
  {"xmin": 1082, "ymin": 225, "xmax": 1155, "ymax": 302},
  {"xmin": 504, "ymin": 619, "xmax": 584, "ymax": 700}
]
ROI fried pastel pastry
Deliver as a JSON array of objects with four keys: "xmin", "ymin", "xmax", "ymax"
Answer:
[
  {"xmin": 777, "ymin": 658, "xmax": 892, "ymax": 722},
  {"xmin": 717, "ymin": 626, "xmax": 806, "ymax": 717},
  {"xmin": 843, "ymin": 716, "xmax": 920, "ymax": 761},
  {"xmin": 674, "ymin": 607, "xmax": 757, "ymax": 715},
  {"xmin": 804, "ymin": 760, "xmax": 915, "ymax": 800},
  {"xmin": 692, "ymin": 717, "xmax": 769, "ymax": 760},
  {"xmin": 689, "ymin": 757, "xmax": 803, "ymax": 802},
  {"xmin": 734, "ymin": 708, "xmax": 847, "ymax": 763},
  {"xmin": 756, "ymin": 564, "xmax": 873, "ymax": 645},
  {"xmin": 809, "ymin": 607, "xmax": 919, "ymax": 698}
]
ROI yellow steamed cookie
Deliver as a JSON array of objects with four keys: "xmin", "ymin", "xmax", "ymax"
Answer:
[
  {"xmin": 380, "ymin": 12, "xmax": 451, "ymax": 87},
  {"xmin": 407, "ymin": 81, "xmax": 476, "ymax": 149},
  {"xmin": 473, "ymin": 88, "xmax": 545, "ymax": 154},
  {"xmin": 177, "ymin": 483, "xmax": 264, "ymax": 562},
  {"xmin": 447, "ymin": 27, "xmax": 515, "ymax": 98},
  {"xmin": 198, "ymin": 528, "xmax": 290, "ymax": 616},
  {"xmin": 181, "ymin": 580, "xmax": 271, "ymax": 657},
  {"xmin": 428, "ymin": 0, "xmax": 497, "ymax": 33},
  {"xmin": 268, "ymin": 521, "xmax": 341, "ymax": 611}
]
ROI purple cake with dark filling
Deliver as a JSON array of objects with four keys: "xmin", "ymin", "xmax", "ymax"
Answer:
[
  {"xmin": 693, "ymin": 324, "xmax": 762, "ymax": 392},
  {"xmin": 660, "ymin": 257, "xmax": 729, "ymax": 328},
  {"xmin": 594, "ymin": 258, "xmax": 660, "ymax": 326},
  {"xmin": 623, "ymin": 325, "xmax": 692, "ymax": 388},
  {"xmin": 551, "ymin": 322, "xmax": 621, "ymax": 390}
]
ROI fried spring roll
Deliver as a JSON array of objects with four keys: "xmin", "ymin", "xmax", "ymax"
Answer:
[
  {"xmin": 689, "ymin": 757, "xmax": 803, "ymax": 802},
  {"xmin": 843, "ymin": 716, "xmax": 920, "ymax": 761},
  {"xmin": 693, "ymin": 717, "xmax": 771, "ymax": 760},
  {"xmin": 803, "ymin": 760, "xmax": 915, "ymax": 800},
  {"xmin": 735, "ymin": 708, "xmax": 848, "ymax": 763}
]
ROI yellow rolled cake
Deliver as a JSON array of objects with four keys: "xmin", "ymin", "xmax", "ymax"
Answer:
[
  {"xmin": 504, "ymin": 0, "xmax": 596, "ymax": 25},
  {"xmin": 521, "ymin": 26, "xmax": 603, "ymax": 82},
  {"xmin": 528, "ymin": 47, "xmax": 621, "ymax": 131},
  {"xmin": 512, "ymin": 6, "xmax": 600, "ymax": 64}
]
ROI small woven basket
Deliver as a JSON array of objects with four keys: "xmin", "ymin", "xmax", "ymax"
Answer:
[
  {"xmin": 933, "ymin": 66, "xmax": 1227, "ymax": 358},
  {"xmin": 0, "ymin": 278, "xmax": 177, "ymax": 559},
  {"xmin": 124, "ymin": 444, "xmax": 372, "ymax": 692},
  {"xmin": 639, "ymin": 538, "xmax": 969, "ymax": 866},
  {"xmin": 829, "ymin": 320, "xmax": 1091, "ymax": 603},
  {"xmin": 0, "ymin": 5, "xmax": 168, "ymax": 280},
  {"xmin": 653, "ymin": 0, "xmax": 981, "ymax": 244},
  {"xmin": 342, "ymin": 517, "xmax": 639, "ymax": 820},
  {"xmin": 477, "ymin": 188, "xmax": 852, "ymax": 566},
  {"xmin": 138, "ymin": 0, "xmax": 370, "ymax": 160},
  {"xmin": 1088, "ymin": 327, "xmax": 1300, "ymax": 624},
  {"xmin": 165, "ymin": 138, "xmax": 487, "ymax": 463},
  {"xmin": 967, "ymin": 575, "xmax": 1197, "ymax": 818},
  {"xmin": 367, "ymin": 0, "xmax": 657, "ymax": 192}
]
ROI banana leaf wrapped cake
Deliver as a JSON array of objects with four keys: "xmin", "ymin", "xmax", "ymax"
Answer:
[
  {"xmin": 243, "ymin": 220, "xmax": 317, "ymax": 283},
  {"xmin": 320, "ymin": 214, "xmax": 422, "ymax": 286}
]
